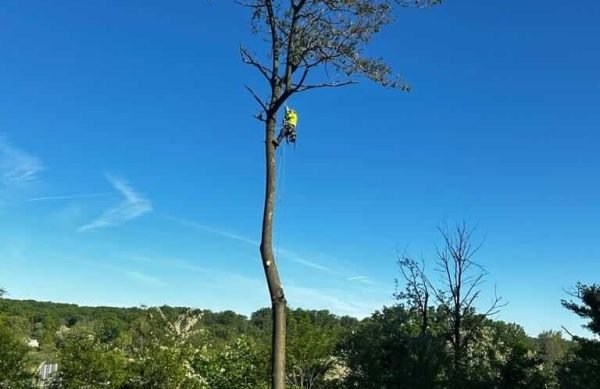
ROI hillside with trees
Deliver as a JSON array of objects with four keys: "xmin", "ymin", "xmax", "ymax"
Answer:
[{"xmin": 1, "ymin": 228, "xmax": 598, "ymax": 388}]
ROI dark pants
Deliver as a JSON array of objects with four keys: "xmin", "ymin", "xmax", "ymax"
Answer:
[{"xmin": 276, "ymin": 124, "xmax": 296, "ymax": 145}]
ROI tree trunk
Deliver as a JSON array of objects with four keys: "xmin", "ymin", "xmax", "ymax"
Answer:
[
  {"xmin": 260, "ymin": 115, "xmax": 287, "ymax": 389},
  {"xmin": 452, "ymin": 311, "xmax": 463, "ymax": 389}
]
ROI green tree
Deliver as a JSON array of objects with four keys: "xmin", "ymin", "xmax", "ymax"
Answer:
[
  {"xmin": 341, "ymin": 306, "xmax": 446, "ymax": 389},
  {"xmin": 464, "ymin": 320, "xmax": 546, "ymax": 389},
  {"xmin": 535, "ymin": 330, "xmax": 570, "ymax": 388},
  {"xmin": 48, "ymin": 328, "xmax": 129, "ymax": 389},
  {"xmin": 197, "ymin": 336, "xmax": 265, "ymax": 389},
  {"xmin": 562, "ymin": 283, "xmax": 600, "ymax": 335},
  {"xmin": 557, "ymin": 283, "xmax": 600, "ymax": 388},
  {"xmin": 127, "ymin": 308, "xmax": 209, "ymax": 389},
  {"xmin": 0, "ymin": 316, "xmax": 35, "ymax": 389},
  {"xmin": 286, "ymin": 310, "xmax": 347, "ymax": 389}
]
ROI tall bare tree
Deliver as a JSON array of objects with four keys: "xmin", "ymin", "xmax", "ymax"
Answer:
[
  {"xmin": 431, "ymin": 223, "xmax": 504, "ymax": 387},
  {"xmin": 395, "ymin": 224, "xmax": 505, "ymax": 388},
  {"xmin": 238, "ymin": 1, "xmax": 441, "ymax": 387}
]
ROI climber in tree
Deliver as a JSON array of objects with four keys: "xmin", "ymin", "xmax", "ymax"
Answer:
[{"xmin": 274, "ymin": 106, "xmax": 298, "ymax": 148}]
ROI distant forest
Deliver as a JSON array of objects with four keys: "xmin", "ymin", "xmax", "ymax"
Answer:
[{"xmin": 1, "ymin": 278, "xmax": 599, "ymax": 388}]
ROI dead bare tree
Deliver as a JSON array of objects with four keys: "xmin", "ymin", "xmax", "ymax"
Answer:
[
  {"xmin": 395, "ymin": 224, "xmax": 505, "ymax": 387},
  {"xmin": 430, "ymin": 223, "xmax": 505, "ymax": 387},
  {"xmin": 238, "ymin": 1, "xmax": 441, "ymax": 388}
]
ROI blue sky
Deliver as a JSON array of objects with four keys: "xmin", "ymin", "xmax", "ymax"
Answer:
[{"xmin": 1, "ymin": 0, "xmax": 599, "ymax": 337}]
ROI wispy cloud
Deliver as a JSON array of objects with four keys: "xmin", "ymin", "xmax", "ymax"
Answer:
[
  {"xmin": 166, "ymin": 216, "xmax": 259, "ymax": 246},
  {"xmin": 0, "ymin": 136, "xmax": 44, "ymax": 185},
  {"xmin": 27, "ymin": 192, "xmax": 113, "ymax": 202},
  {"xmin": 287, "ymin": 285, "xmax": 382, "ymax": 318},
  {"xmin": 119, "ymin": 254, "xmax": 386, "ymax": 318},
  {"xmin": 347, "ymin": 276, "xmax": 369, "ymax": 281},
  {"xmin": 79, "ymin": 259, "xmax": 164, "ymax": 287},
  {"xmin": 122, "ymin": 255, "xmax": 263, "ymax": 293},
  {"xmin": 166, "ymin": 215, "xmax": 335, "ymax": 272},
  {"xmin": 125, "ymin": 271, "xmax": 164, "ymax": 286},
  {"xmin": 124, "ymin": 255, "xmax": 211, "ymax": 274},
  {"xmin": 347, "ymin": 275, "xmax": 376, "ymax": 285},
  {"xmin": 79, "ymin": 175, "xmax": 152, "ymax": 231},
  {"xmin": 277, "ymin": 247, "xmax": 335, "ymax": 273}
]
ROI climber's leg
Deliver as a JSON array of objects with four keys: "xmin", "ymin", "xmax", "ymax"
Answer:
[{"xmin": 273, "ymin": 127, "xmax": 287, "ymax": 148}]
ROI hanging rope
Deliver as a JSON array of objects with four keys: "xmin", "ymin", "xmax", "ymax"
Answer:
[{"xmin": 274, "ymin": 140, "xmax": 287, "ymax": 260}]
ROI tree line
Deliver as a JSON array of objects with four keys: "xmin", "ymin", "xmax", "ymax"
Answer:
[{"xmin": 1, "ymin": 226, "xmax": 599, "ymax": 388}]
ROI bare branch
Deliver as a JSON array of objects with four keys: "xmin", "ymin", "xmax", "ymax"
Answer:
[
  {"xmin": 244, "ymin": 84, "xmax": 268, "ymax": 111},
  {"xmin": 241, "ymin": 46, "xmax": 272, "ymax": 82},
  {"xmin": 294, "ymin": 80, "xmax": 356, "ymax": 93},
  {"xmin": 561, "ymin": 325, "xmax": 576, "ymax": 339},
  {"xmin": 396, "ymin": 0, "xmax": 443, "ymax": 7},
  {"xmin": 264, "ymin": 0, "xmax": 280, "ymax": 88},
  {"xmin": 253, "ymin": 112, "xmax": 266, "ymax": 122}
]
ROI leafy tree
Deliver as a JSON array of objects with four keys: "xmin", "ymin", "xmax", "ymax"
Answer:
[
  {"xmin": 238, "ymin": 0, "xmax": 441, "ymax": 386},
  {"xmin": 535, "ymin": 330, "xmax": 570, "ymax": 388},
  {"xmin": 197, "ymin": 336, "xmax": 265, "ymax": 389},
  {"xmin": 127, "ymin": 307, "xmax": 209, "ymax": 389},
  {"xmin": 340, "ymin": 305, "xmax": 446, "ymax": 389},
  {"xmin": 96, "ymin": 317, "xmax": 125, "ymax": 344},
  {"xmin": 537, "ymin": 330, "xmax": 570, "ymax": 365},
  {"xmin": 1, "ymin": 314, "xmax": 31, "ymax": 342},
  {"xmin": 464, "ymin": 320, "xmax": 546, "ymax": 389},
  {"xmin": 557, "ymin": 339, "xmax": 600, "ymax": 389},
  {"xmin": 562, "ymin": 283, "xmax": 600, "ymax": 335},
  {"xmin": 201, "ymin": 310, "xmax": 249, "ymax": 345},
  {"xmin": 557, "ymin": 283, "xmax": 600, "ymax": 388},
  {"xmin": 0, "ymin": 316, "xmax": 36, "ymax": 389},
  {"xmin": 286, "ymin": 310, "xmax": 347, "ymax": 389},
  {"xmin": 48, "ymin": 328, "xmax": 129, "ymax": 389}
]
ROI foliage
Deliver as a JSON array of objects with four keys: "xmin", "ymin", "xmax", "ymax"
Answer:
[
  {"xmin": 340, "ymin": 305, "xmax": 446, "ymax": 389},
  {"xmin": 286, "ymin": 309, "xmax": 353, "ymax": 389},
  {"xmin": 197, "ymin": 336, "xmax": 264, "ymax": 389},
  {"xmin": 462, "ymin": 320, "xmax": 547, "ymax": 389},
  {"xmin": 242, "ymin": 0, "xmax": 443, "ymax": 111},
  {"xmin": 562, "ymin": 283, "xmax": 600, "ymax": 335},
  {"xmin": 557, "ymin": 338, "xmax": 600, "ymax": 389},
  {"xmin": 2, "ymin": 283, "xmax": 598, "ymax": 389},
  {"xmin": 124, "ymin": 307, "xmax": 209, "ymax": 388},
  {"xmin": 0, "ymin": 316, "xmax": 36, "ymax": 389},
  {"xmin": 557, "ymin": 283, "xmax": 600, "ymax": 388},
  {"xmin": 0, "ymin": 299, "xmax": 360, "ymax": 388},
  {"xmin": 535, "ymin": 330, "xmax": 570, "ymax": 388},
  {"xmin": 48, "ymin": 328, "xmax": 129, "ymax": 389}
]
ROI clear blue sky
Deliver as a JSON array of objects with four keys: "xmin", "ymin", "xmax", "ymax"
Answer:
[{"xmin": 1, "ymin": 0, "xmax": 599, "ymax": 337}]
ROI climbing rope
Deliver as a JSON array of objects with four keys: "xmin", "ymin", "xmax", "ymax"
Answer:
[{"xmin": 274, "ymin": 142, "xmax": 287, "ymax": 260}]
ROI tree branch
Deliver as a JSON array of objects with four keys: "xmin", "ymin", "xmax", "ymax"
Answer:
[
  {"xmin": 241, "ymin": 46, "xmax": 272, "ymax": 82},
  {"xmin": 264, "ymin": 0, "xmax": 280, "ymax": 90},
  {"xmin": 244, "ymin": 84, "xmax": 268, "ymax": 111},
  {"xmin": 294, "ymin": 80, "xmax": 356, "ymax": 93}
]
